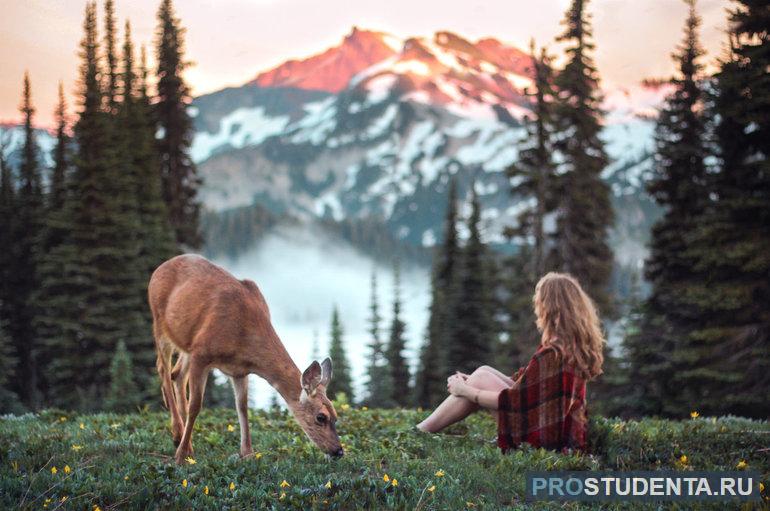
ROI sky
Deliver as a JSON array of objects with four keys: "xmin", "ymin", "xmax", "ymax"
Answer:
[{"xmin": 1, "ymin": 0, "xmax": 730, "ymax": 127}]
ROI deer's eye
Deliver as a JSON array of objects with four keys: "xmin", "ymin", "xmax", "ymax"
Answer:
[{"xmin": 315, "ymin": 413, "xmax": 328, "ymax": 425}]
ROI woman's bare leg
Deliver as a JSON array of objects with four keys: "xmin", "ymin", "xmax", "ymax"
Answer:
[
  {"xmin": 477, "ymin": 365, "xmax": 514, "ymax": 387},
  {"xmin": 417, "ymin": 369, "xmax": 509, "ymax": 433}
]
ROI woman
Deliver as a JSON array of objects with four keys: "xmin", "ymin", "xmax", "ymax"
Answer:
[{"xmin": 416, "ymin": 272, "xmax": 605, "ymax": 453}]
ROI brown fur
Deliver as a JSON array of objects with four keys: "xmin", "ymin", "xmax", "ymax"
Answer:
[{"xmin": 148, "ymin": 254, "xmax": 343, "ymax": 464}]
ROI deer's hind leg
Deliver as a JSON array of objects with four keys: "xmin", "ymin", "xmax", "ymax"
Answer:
[
  {"xmin": 231, "ymin": 375, "xmax": 253, "ymax": 457},
  {"xmin": 171, "ymin": 353, "xmax": 190, "ymax": 423},
  {"xmin": 175, "ymin": 355, "xmax": 208, "ymax": 465},
  {"xmin": 153, "ymin": 322, "xmax": 185, "ymax": 447}
]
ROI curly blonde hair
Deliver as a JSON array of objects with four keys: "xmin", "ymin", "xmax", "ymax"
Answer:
[{"xmin": 533, "ymin": 272, "xmax": 605, "ymax": 380}]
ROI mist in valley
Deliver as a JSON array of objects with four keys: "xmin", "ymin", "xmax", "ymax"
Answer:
[{"xmin": 213, "ymin": 221, "xmax": 431, "ymax": 408}]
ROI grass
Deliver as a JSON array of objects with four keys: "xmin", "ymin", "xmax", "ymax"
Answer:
[{"xmin": 0, "ymin": 405, "xmax": 768, "ymax": 510}]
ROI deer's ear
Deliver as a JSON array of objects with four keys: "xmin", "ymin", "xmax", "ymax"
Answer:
[
  {"xmin": 320, "ymin": 357, "xmax": 333, "ymax": 387},
  {"xmin": 301, "ymin": 360, "xmax": 322, "ymax": 394}
]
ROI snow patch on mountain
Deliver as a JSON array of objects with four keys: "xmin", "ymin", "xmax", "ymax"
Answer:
[{"xmin": 190, "ymin": 106, "xmax": 289, "ymax": 162}]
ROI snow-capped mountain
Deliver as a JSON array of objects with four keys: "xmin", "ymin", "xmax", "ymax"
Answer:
[
  {"xmin": 1, "ymin": 27, "xmax": 663, "ymax": 269},
  {"xmin": 192, "ymin": 27, "xmax": 661, "ymax": 265}
]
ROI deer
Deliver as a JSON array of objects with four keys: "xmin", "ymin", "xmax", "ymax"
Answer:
[{"xmin": 148, "ymin": 254, "xmax": 343, "ymax": 464}]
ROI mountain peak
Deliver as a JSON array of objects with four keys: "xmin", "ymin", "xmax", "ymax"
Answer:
[{"xmin": 250, "ymin": 28, "xmax": 399, "ymax": 93}]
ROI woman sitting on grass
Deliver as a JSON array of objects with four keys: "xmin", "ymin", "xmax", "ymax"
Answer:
[{"xmin": 417, "ymin": 272, "xmax": 605, "ymax": 453}]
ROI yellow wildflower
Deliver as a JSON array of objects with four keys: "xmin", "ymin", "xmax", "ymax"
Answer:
[
  {"xmin": 93, "ymin": 506, "xmax": 102, "ymax": 511},
  {"xmin": 227, "ymin": 424, "xmax": 235, "ymax": 432},
  {"xmin": 280, "ymin": 480, "xmax": 291, "ymax": 488},
  {"xmin": 110, "ymin": 423, "xmax": 119, "ymax": 429},
  {"xmin": 279, "ymin": 491, "xmax": 286, "ymax": 500},
  {"xmin": 736, "ymin": 460, "xmax": 748, "ymax": 470},
  {"xmin": 435, "ymin": 469, "xmax": 445, "ymax": 477},
  {"xmin": 182, "ymin": 479, "xmax": 188, "ymax": 488},
  {"xmin": 203, "ymin": 486, "xmax": 209, "ymax": 495},
  {"xmin": 466, "ymin": 502, "xmax": 476, "ymax": 508},
  {"xmin": 254, "ymin": 452, "xmax": 263, "ymax": 460},
  {"xmin": 51, "ymin": 466, "xmax": 57, "ymax": 475},
  {"xmin": 325, "ymin": 480, "xmax": 332, "ymax": 489},
  {"xmin": 229, "ymin": 482, "xmax": 236, "ymax": 491},
  {"xmin": 44, "ymin": 497, "xmax": 52, "ymax": 507},
  {"xmin": 760, "ymin": 482, "xmax": 765, "ymax": 492},
  {"xmin": 59, "ymin": 416, "xmax": 67, "ymax": 422},
  {"xmin": 428, "ymin": 485, "xmax": 436, "ymax": 493},
  {"xmin": 362, "ymin": 406, "xmax": 368, "ymax": 411},
  {"xmin": 64, "ymin": 465, "xmax": 71, "ymax": 474},
  {"xmin": 341, "ymin": 403, "xmax": 350, "ymax": 411},
  {"xmin": 679, "ymin": 455, "xmax": 688, "ymax": 464},
  {"xmin": 690, "ymin": 411, "xmax": 699, "ymax": 419},
  {"xmin": 124, "ymin": 475, "xmax": 128, "ymax": 480},
  {"xmin": 71, "ymin": 444, "xmax": 82, "ymax": 452},
  {"xmin": 60, "ymin": 496, "xmax": 68, "ymax": 503},
  {"xmin": 185, "ymin": 457, "xmax": 196, "ymax": 465},
  {"xmin": 383, "ymin": 474, "xmax": 390, "ymax": 482},
  {"xmin": 79, "ymin": 422, "xmax": 85, "ymax": 430},
  {"xmin": 392, "ymin": 478, "xmax": 398, "ymax": 487}
]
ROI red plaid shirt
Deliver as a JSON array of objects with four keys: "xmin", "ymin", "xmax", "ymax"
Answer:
[{"xmin": 497, "ymin": 346, "xmax": 587, "ymax": 453}]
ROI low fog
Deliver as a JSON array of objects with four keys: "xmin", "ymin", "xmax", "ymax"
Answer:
[{"xmin": 213, "ymin": 221, "xmax": 431, "ymax": 408}]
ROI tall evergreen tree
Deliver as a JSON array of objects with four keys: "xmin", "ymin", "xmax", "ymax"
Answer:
[
  {"xmin": 103, "ymin": 0, "xmax": 119, "ymax": 112},
  {"xmin": 155, "ymin": 0, "xmax": 202, "ymax": 248},
  {"xmin": 415, "ymin": 179, "xmax": 459, "ymax": 407},
  {"xmin": 105, "ymin": 340, "xmax": 141, "ymax": 412},
  {"xmin": 326, "ymin": 306, "xmax": 353, "ymax": 401},
  {"xmin": 364, "ymin": 271, "xmax": 394, "ymax": 407},
  {"xmin": 121, "ymin": 24, "xmax": 177, "ymax": 396},
  {"xmin": 0, "ymin": 150, "xmax": 21, "ymax": 413},
  {"xmin": 41, "ymin": 2, "xmax": 146, "ymax": 409},
  {"xmin": 7, "ymin": 72, "xmax": 44, "ymax": 407},
  {"xmin": 636, "ymin": 0, "xmax": 709, "ymax": 416},
  {"xmin": 386, "ymin": 261, "xmax": 411, "ymax": 406},
  {"xmin": 551, "ymin": 0, "xmax": 614, "ymax": 314},
  {"xmin": 682, "ymin": 0, "xmax": 770, "ymax": 418},
  {"xmin": 448, "ymin": 185, "xmax": 495, "ymax": 374},
  {"xmin": 500, "ymin": 42, "xmax": 559, "ymax": 372},
  {"xmin": 32, "ymin": 82, "xmax": 72, "ymax": 403},
  {"xmin": 507, "ymin": 41, "xmax": 558, "ymax": 277}
]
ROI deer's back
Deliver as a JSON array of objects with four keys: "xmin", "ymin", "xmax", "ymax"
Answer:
[{"xmin": 148, "ymin": 254, "xmax": 272, "ymax": 354}]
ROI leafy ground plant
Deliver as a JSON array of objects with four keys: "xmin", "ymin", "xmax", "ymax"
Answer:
[{"xmin": 0, "ymin": 407, "xmax": 768, "ymax": 509}]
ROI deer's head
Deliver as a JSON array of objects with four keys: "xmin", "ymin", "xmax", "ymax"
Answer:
[{"xmin": 294, "ymin": 358, "xmax": 343, "ymax": 457}]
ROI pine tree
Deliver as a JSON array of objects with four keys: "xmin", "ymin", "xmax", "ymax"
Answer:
[
  {"xmin": 155, "ymin": 0, "xmax": 202, "ymax": 248},
  {"xmin": 364, "ymin": 271, "xmax": 394, "ymax": 408},
  {"xmin": 120, "ymin": 23, "xmax": 177, "ymax": 397},
  {"xmin": 32, "ymin": 82, "xmax": 71, "ymax": 403},
  {"xmin": 326, "ymin": 306, "xmax": 353, "ymax": 401},
  {"xmin": 639, "ymin": 0, "xmax": 709, "ymax": 416},
  {"xmin": 7, "ymin": 72, "xmax": 44, "ymax": 407},
  {"xmin": 551, "ymin": 0, "xmax": 614, "ymax": 315},
  {"xmin": 448, "ymin": 186, "xmax": 495, "ymax": 374},
  {"xmin": 499, "ymin": 41, "xmax": 559, "ymax": 373},
  {"xmin": 682, "ymin": 0, "xmax": 770, "ymax": 418},
  {"xmin": 415, "ymin": 179, "xmax": 459, "ymax": 407},
  {"xmin": 42, "ymin": 2, "xmax": 146, "ymax": 409},
  {"xmin": 386, "ymin": 261, "xmax": 411, "ymax": 406},
  {"xmin": 0, "ymin": 150, "xmax": 21, "ymax": 413},
  {"xmin": 105, "ymin": 340, "xmax": 141, "ymax": 412},
  {"xmin": 103, "ymin": 0, "xmax": 119, "ymax": 112},
  {"xmin": 507, "ymin": 40, "xmax": 558, "ymax": 277}
]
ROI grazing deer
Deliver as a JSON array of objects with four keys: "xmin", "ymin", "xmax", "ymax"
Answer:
[{"xmin": 148, "ymin": 254, "xmax": 343, "ymax": 464}]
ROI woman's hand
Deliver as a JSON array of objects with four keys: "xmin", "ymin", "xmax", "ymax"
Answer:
[{"xmin": 447, "ymin": 374, "xmax": 469, "ymax": 398}]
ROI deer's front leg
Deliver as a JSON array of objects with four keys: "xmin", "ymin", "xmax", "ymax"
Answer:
[
  {"xmin": 232, "ymin": 375, "xmax": 253, "ymax": 457},
  {"xmin": 175, "ymin": 358, "xmax": 208, "ymax": 465}
]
